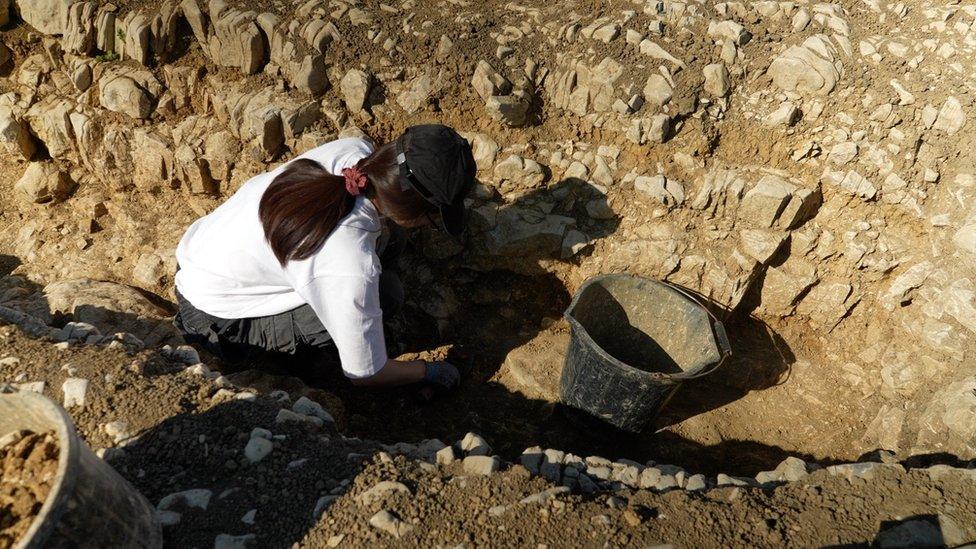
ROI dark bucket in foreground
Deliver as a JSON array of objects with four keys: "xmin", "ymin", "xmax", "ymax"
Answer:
[{"xmin": 559, "ymin": 274, "xmax": 732, "ymax": 433}]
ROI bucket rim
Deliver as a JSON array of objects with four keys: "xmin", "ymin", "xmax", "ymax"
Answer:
[
  {"xmin": 3, "ymin": 391, "xmax": 81, "ymax": 549},
  {"xmin": 563, "ymin": 273, "xmax": 730, "ymax": 381}
]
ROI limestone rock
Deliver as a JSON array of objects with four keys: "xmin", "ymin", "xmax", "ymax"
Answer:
[
  {"xmin": 293, "ymin": 54, "xmax": 329, "ymax": 96},
  {"xmin": 707, "ymin": 20, "xmax": 751, "ymax": 45},
  {"xmin": 62, "ymin": 377, "xmax": 89, "ymax": 408},
  {"xmin": 340, "ymin": 69, "xmax": 371, "ymax": 112},
  {"xmin": 483, "ymin": 208, "xmax": 573, "ymax": 258},
  {"xmin": 210, "ymin": 86, "xmax": 286, "ymax": 160},
  {"xmin": 521, "ymin": 486, "xmax": 570, "ymax": 505},
  {"xmin": 635, "ymin": 175, "xmax": 684, "ymax": 207},
  {"xmin": 768, "ymin": 35, "xmax": 843, "ymax": 95},
  {"xmin": 118, "ymin": 11, "xmax": 152, "ymax": 65},
  {"xmin": 703, "ymin": 63, "xmax": 731, "ymax": 97},
  {"xmin": 208, "ymin": 7, "xmax": 266, "ymax": 74},
  {"xmin": 638, "ymin": 39, "xmax": 684, "ymax": 67},
  {"xmin": 830, "ymin": 170, "xmax": 876, "ymax": 201},
  {"xmin": 25, "ymin": 98, "xmax": 75, "ymax": 159},
  {"xmin": 397, "ymin": 74, "xmax": 435, "ymax": 114},
  {"xmin": 214, "ymin": 534, "xmax": 256, "ymax": 549},
  {"xmin": 757, "ymin": 257, "xmax": 818, "ymax": 316},
  {"xmin": 643, "ymin": 74, "xmax": 672, "ymax": 107},
  {"xmin": 519, "ymin": 447, "xmax": 543, "ymax": 474},
  {"xmin": 764, "ymin": 102, "xmax": 800, "ymax": 126},
  {"xmin": 795, "ymin": 280, "xmax": 858, "ymax": 329},
  {"xmin": 779, "ymin": 187, "xmax": 821, "ymax": 229},
  {"xmin": 95, "ymin": 9, "xmax": 117, "ymax": 53},
  {"xmin": 827, "ymin": 142, "xmax": 858, "ymax": 165},
  {"xmin": 915, "ymin": 376, "xmax": 976, "ymax": 458},
  {"xmin": 738, "ymin": 229, "xmax": 788, "ymax": 264},
  {"xmin": 292, "ymin": 396, "xmax": 335, "ymax": 424},
  {"xmin": 933, "ymin": 96, "xmax": 966, "ymax": 135},
  {"xmin": 256, "ymin": 14, "xmax": 327, "ymax": 95},
  {"xmin": 462, "ymin": 132, "xmax": 499, "ymax": 170},
  {"xmin": 882, "ymin": 262, "xmax": 934, "ymax": 310},
  {"xmin": 63, "ymin": 1, "xmax": 98, "ymax": 55},
  {"xmin": 0, "ymin": 107, "xmax": 37, "ymax": 160},
  {"xmin": 175, "ymin": 144, "xmax": 216, "ymax": 194},
  {"xmin": 435, "ymin": 445, "xmax": 456, "ymax": 466},
  {"xmin": 862, "ymin": 405, "xmax": 906, "ymax": 452},
  {"xmin": 369, "ymin": 510, "xmax": 413, "ymax": 538},
  {"xmin": 627, "ymin": 114, "xmax": 671, "ymax": 145},
  {"xmin": 158, "ymin": 489, "xmax": 212, "ymax": 512},
  {"xmin": 472, "ymin": 60, "xmax": 511, "ymax": 101},
  {"xmin": 204, "ymin": 131, "xmax": 240, "ymax": 181},
  {"xmin": 71, "ymin": 63, "xmax": 93, "ymax": 92},
  {"xmin": 41, "ymin": 279, "xmax": 177, "ymax": 346},
  {"xmin": 243, "ymin": 437, "xmax": 272, "ymax": 463},
  {"xmin": 942, "ymin": 278, "xmax": 976, "ymax": 334},
  {"xmin": 953, "ymin": 222, "xmax": 976, "ymax": 256},
  {"xmin": 738, "ymin": 175, "xmax": 796, "ymax": 227},
  {"xmin": 15, "ymin": 0, "xmax": 76, "ymax": 35},
  {"xmin": 133, "ymin": 253, "xmax": 169, "ymax": 288},
  {"xmin": 462, "ymin": 455, "xmax": 501, "ymax": 475},
  {"xmin": 876, "ymin": 519, "xmax": 952, "ymax": 549},
  {"xmin": 591, "ymin": 23, "xmax": 619, "ymax": 43},
  {"xmin": 15, "ymin": 162, "xmax": 75, "ymax": 204},
  {"xmin": 100, "ymin": 76, "xmax": 153, "ymax": 119},
  {"xmin": 493, "ymin": 154, "xmax": 546, "ymax": 188},
  {"xmin": 358, "ymin": 481, "xmax": 410, "ymax": 505},
  {"xmin": 460, "ymin": 432, "xmax": 491, "ymax": 456}
]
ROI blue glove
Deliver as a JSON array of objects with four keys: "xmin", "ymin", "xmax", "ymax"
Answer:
[{"xmin": 423, "ymin": 361, "xmax": 460, "ymax": 391}]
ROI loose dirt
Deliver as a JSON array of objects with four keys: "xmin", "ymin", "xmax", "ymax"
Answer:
[
  {"xmin": 0, "ymin": 430, "xmax": 58, "ymax": 548},
  {"xmin": 302, "ymin": 456, "xmax": 976, "ymax": 548},
  {"xmin": 2, "ymin": 324, "xmax": 975, "ymax": 548}
]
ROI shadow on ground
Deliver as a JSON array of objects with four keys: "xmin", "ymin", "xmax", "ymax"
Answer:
[{"xmin": 107, "ymin": 399, "xmax": 377, "ymax": 548}]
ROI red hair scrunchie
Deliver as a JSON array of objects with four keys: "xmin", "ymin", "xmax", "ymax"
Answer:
[{"xmin": 341, "ymin": 166, "xmax": 368, "ymax": 196}]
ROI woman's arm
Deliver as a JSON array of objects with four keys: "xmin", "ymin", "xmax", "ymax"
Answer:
[{"xmin": 350, "ymin": 359, "xmax": 426, "ymax": 387}]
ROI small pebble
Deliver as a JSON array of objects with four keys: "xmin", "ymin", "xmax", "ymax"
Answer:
[{"xmin": 244, "ymin": 437, "xmax": 273, "ymax": 463}]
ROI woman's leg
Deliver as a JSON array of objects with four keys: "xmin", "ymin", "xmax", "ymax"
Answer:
[
  {"xmin": 173, "ymin": 290, "xmax": 251, "ymax": 362},
  {"xmin": 174, "ymin": 269, "xmax": 404, "ymax": 363},
  {"xmin": 174, "ymin": 290, "xmax": 298, "ymax": 363}
]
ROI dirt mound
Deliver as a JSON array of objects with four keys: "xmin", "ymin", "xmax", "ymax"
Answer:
[
  {"xmin": 303, "ymin": 455, "xmax": 976, "ymax": 547},
  {"xmin": 0, "ymin": 430, "xmax": 58, "ymax": 547}
]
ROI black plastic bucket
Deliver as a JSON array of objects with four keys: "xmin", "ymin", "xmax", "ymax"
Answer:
[{"xmin": 559, "ymin": 274, "xmax": 731, "ymax": 433}]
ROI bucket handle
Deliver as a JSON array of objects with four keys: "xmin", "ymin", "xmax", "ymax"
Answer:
[{"xmin": 661, "ymin": 281, "xmax": 732, "ymax": 379}]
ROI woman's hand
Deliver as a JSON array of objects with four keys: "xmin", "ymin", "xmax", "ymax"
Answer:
[
  {"xmin": 348, "ymin": 359, "xmax": 460, "ymax": 395},
  {"xmin": 350, "ymin": 359, "xmax": 426, "ymax": 387}
]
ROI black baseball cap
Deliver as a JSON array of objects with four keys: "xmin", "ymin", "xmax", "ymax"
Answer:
[{"xmin": 395, "ymin": 124, "xmax": 476, "ymax": 235}]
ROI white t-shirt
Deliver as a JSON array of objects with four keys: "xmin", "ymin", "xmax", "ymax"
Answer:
[{"xmin": 174, "ymin": 138, "xmax": 388, "ymax": 379}]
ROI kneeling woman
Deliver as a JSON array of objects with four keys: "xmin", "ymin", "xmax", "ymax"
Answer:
[{"xmin": 173, "ymin": 125, "xmax": 475, "ymax": 393}]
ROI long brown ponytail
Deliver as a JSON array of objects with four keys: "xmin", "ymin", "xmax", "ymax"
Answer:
[{"xmin": 259, "ymin": 140, "xmax": 436, "ymax": 266}]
